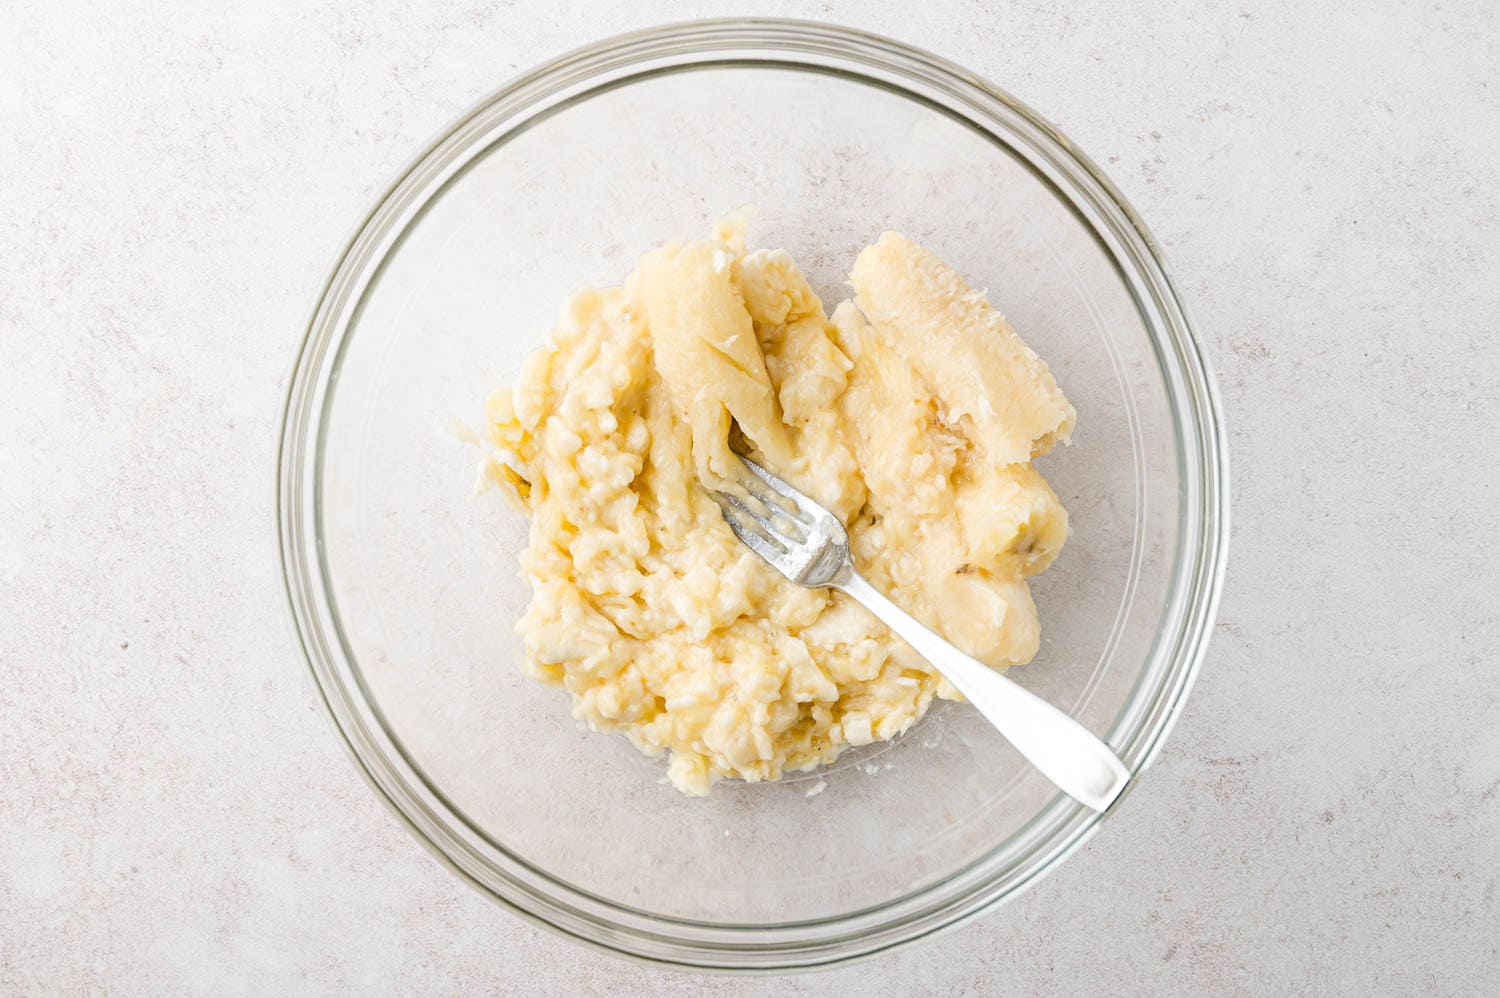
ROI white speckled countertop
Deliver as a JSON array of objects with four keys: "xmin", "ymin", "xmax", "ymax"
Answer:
[{"xmin": 4, "ymin": 1, "xmax": 1498, "ymax": 994}]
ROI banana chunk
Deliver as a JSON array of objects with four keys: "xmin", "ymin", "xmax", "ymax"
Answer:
[
  {"xmin": 851, "ymin": 231, "xmax": 1075, "ymax": 464},
  {"xmin": 639, "ymin": 238, "xmax": 793, "ymax": 486}
]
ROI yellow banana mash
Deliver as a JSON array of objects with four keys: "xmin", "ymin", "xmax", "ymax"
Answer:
[{"xmin": 485, "ymin": 220, "xmax": 1074, "ymax": 795}]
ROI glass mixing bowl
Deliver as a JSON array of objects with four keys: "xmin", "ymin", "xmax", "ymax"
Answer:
[{"xmin": 276, "ymin": 19, "xmax": 1228, "ymax": 971}]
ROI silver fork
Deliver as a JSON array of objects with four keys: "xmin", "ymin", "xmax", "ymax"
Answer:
[{"xmin": 714, "ymin": 456, "xmax": 1130, "ymax": 813}]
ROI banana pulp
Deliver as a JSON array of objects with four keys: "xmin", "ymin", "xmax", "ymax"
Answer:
[{"xmin": 484, "ymin": 220, "xmax": 1075, "ymax": 795}]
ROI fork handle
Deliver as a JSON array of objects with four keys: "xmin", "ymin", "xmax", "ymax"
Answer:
[{"xmin": 837, "ymin": 569, "xmax": 1130, "ymax": 813}]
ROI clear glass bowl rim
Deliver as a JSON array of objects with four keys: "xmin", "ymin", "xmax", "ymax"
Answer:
[{"xmin": 275, "ymin": 17, "xmax": 1230, "ymax": 973}]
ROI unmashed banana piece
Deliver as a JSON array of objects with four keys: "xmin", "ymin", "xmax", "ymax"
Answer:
[{"xmin": 485, "ymin": 221, "xmax": 1073, "ymax": 795}]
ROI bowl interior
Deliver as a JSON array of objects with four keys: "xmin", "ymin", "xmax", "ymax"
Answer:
[{"xmin": 314, "ymin": 63, "xmax": 1180, "ymax": 925}]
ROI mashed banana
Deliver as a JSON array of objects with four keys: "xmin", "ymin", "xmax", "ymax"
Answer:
[{"xmin": 485, "ymin": 220, "xmax": 1074, "ymax": 795}]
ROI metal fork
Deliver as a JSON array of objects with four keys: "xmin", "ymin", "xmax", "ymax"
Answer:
[{"xmin": 713, "ymin": 456, "xmax": 1130, "ymax": 813}]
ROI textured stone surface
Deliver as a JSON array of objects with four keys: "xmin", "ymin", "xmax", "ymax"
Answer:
[{"xmin": 3, "ymin": 1, "xmax": 1497, "ymax": 994}]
